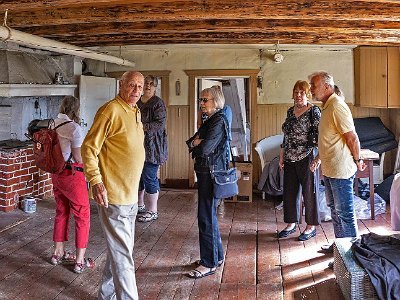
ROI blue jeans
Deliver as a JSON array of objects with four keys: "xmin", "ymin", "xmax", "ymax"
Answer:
[
  {"xmin": 324, "ymin": 174, "xmax": 358, "ymax": 238},
  {"xmin": 196, "ymin": 171, "xmax": 224, "ymax": 268},
  {"xmin": 139, "ymin": 162, "xmax": 160, "ymax": 194}
]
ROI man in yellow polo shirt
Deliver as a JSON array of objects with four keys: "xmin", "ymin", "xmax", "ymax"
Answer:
[
  {"xmin": 309, "ymin": 71, "xmax": 366, "ymax": 253},
  {"xmin": 82, "ymin": 71, "xmax": 145, "ymax": 300}
]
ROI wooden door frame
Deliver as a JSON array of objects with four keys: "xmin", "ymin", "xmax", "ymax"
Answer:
[{"xmin": 184, "ymin": 69, "xmax": 259, "ymax": 187}]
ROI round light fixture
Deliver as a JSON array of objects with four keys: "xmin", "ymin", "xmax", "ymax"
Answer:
[
  {"xmin": 273, "ymin": 42, "xmax": 284, "ymax": 63},
  {"xmin": 273, "ymin": 52, "xmax": 284, "ymax": 63}
]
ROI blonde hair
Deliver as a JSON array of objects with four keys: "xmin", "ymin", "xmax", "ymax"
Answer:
[
  {"xmin": 292, "ymin": 80, "xmax": 312, "ymax": 100},
  {"xmin": 200, "ymin": 85, "xmax": 225, "ymax": 109},
  {"xmin": 59, "ymin": 96, "xmax": 80, "ymax": 123}
]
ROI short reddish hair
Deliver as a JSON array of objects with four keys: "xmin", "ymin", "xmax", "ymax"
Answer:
[{"xmin": 292, "ymin": 80, "xmax": 312, "ymax": 100}]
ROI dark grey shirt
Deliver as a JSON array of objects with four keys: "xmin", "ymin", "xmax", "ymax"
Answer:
[{"xmin": 137, "ymin": 95, "xmax": 168, "ymax": 165}]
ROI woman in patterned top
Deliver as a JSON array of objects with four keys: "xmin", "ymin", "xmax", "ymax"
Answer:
[{"xmin": 278, "ymin": 80, "xmax": 321, "ymax": 241}]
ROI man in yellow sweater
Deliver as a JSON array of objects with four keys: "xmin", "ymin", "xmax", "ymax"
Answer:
[{"xmin": 82, "ymin": 71, "xmax": 145, "ymax": 300}]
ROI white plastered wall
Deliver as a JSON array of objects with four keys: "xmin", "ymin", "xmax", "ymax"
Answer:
[{"xmin": 86, "ymin": 45, "xmax": 355, "ymax": 105}]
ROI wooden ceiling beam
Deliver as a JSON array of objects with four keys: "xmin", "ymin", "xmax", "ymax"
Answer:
[
  {"xmin": 1, "ymin": 1, "xmax": 399, "ymax": 46},
  {"xmin": 2, "ymin": 0, "xmax": 399, "ymax": 13},
  {"xmin": 0, "ymin": 0, "xmax": 179, "ymax": 12},
  {"xmin": 20, "ymin": 19, "xmax": 400, "ymax": 37},
  {"xmin": 5, "ymin": 0, "xmax": 400, "ymax": 28},
  {"xmin": 57, "ymin": 31, "xmax": 400, "ymax": 47}
]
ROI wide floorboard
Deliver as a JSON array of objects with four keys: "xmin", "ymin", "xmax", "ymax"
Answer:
[{"xmin": 0, "ymin": 189, "xmax": 394, "ymax": 300}]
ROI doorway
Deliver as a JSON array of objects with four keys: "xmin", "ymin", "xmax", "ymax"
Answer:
[
  {"xmin": 185, "ymin": 69, "xmax": 259, "ymax": 187},
  {"xmin": 197, "ymin": 78, "xmax": 251, "ymax": 161}
]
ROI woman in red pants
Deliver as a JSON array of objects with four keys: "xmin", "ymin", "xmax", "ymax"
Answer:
[{"xmin": 50, "ymin": 96, "xmax": 94, "ymax": 274}]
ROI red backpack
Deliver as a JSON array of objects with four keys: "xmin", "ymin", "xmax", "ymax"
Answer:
[{"xmin": 31, "ymin": 120, "xmax": 72, "ymax": 174}]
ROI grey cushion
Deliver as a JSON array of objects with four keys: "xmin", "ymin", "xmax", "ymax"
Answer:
[{"xmin": 354, "ymin": 117, "xmax": 397, "ymax": 154}]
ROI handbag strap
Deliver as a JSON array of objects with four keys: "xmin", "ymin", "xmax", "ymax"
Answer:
[
  {"xmin": 220, "ymin": 114, "xmax": 235, "ymax": 168},
  {"xmin": 210, "ymin": 113, "xmax": 234, "ymax": 175}
]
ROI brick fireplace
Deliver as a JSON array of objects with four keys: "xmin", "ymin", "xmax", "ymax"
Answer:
[
  {"xmin": 0, "ymin": 145, "xmax": 53, "ymax": 212},
  {"xmin": 0, "ymin": 51, "xmax": 81, "ymax": 212}
]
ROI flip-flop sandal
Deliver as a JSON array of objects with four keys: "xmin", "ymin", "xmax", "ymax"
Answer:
[
  {"xmin": 187, "ymin": 266, "xmax": 216, "ymax": 279},
  {"xmin": 194, "ymin": 259, "xmax": 223, "ymax": 267}
]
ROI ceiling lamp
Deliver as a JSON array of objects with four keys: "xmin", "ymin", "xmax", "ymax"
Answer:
[{"xmin": 273, "ymin": 42, "xmax": 284, "ymax": 64}]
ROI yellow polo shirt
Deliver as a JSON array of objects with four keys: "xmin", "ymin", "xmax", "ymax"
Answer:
[
  {"xmin": 82, "ymin": 95, "xmax": 145, "ymax": 205},
  {"xmin": 318, "ymin": 93, "xmax": 357, "ymax": 179}
]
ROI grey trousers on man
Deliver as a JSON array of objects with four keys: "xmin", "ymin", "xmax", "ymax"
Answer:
[{"xmin": 98, "ymin": 203, "xmax": 138, "ymax": 300}]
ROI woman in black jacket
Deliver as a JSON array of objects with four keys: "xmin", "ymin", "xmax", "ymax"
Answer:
[{"xmin": 186, "ymin": 86, "xmax": 229, "ymax": 279}]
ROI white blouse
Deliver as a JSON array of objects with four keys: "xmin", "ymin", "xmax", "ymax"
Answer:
[{"xmin": 53, "ymin": 113, "xmax": 84, "ymax": 162}]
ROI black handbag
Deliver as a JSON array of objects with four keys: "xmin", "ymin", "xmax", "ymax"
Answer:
[{"xmin": 210, "ymin": 115, "xmax": 239, "ymax": 199}]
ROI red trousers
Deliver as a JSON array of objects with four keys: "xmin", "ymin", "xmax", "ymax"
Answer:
[{"xmin": 51, "ymin": 163, "xmax": 90, "ymax": 249}]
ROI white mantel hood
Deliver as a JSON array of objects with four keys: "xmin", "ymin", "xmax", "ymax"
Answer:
[{"xmin": 0, "ymin": 84, "xmax": 77, "ymax": 97}]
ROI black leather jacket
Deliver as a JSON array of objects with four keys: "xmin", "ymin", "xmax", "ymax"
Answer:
[{"xmin": 187, "ymin": 110, "xmax": 229, "ymax": 173}]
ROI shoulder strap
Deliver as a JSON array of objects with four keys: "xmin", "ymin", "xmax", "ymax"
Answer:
[
  {"xmin": 54, "ymin": 120, "xmax": 73, "ymax": 130},
  {"xmin": 219, "ymin": 113, "xmax": 235, "ymax": 168},
  {"xmin": 54, "ymin": 120, "xmax": 73, "ymax": 163}
]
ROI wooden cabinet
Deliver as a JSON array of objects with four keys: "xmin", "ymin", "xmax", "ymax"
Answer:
[{"xmin": 354, "ymin": 46, "xmax": 400, "ymax": 108}]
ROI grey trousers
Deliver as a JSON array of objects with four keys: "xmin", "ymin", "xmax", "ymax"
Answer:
[{"xmin": 98, "ymin": 203, "xmax": 139, "ymax": 300}]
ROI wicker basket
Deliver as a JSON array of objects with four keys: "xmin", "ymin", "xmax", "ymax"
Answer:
[{"xmin": 333, "ymin": 238, "xmax": 378, "ymax": 300}]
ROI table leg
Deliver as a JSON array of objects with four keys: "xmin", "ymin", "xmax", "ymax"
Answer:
[{"xmin": 368, "ymin": 160, "xmax": 375, "ymax": 220}]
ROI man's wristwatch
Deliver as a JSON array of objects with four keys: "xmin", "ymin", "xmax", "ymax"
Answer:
[{"xmin": 353, "ymin": 158, "xmax": 362, "ymax": 163}]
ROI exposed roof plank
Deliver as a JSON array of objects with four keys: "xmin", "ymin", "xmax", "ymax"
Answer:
[
  {"xmin": 6, "ymin": 0, "xmax": 400, "ymax": 27},
  {"xmin": 20, "ymin": 19, "xmax": 400, "ymax": 37},
  {"xmin": 0, "ymin": 0, "xmax": 182, "ymax": 11},
  {"xmin": 59, "ymin": 31, "xmax": 400, "ymax": 47},
  {"xmin": 0, "ymin": 0, "xmax": 399, "ymax": 46}
]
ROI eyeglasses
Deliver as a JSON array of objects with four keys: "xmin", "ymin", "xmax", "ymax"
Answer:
[
  {"xmin": 198, "ymin": 98, "xmax": 211, "ymax": 103},
  {"xmin": 144, "ymin": 81, "xmax": 155, "ymax": 86}
]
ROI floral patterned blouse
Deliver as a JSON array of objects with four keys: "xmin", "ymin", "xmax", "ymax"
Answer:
[{"xmin": 281, "ymin": 104, "xmax": 321, "ymax": 162}]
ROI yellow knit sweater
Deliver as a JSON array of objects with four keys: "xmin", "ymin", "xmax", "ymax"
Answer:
[{"xmin": 82, "ymin": 95, "xmax": 145, "ymax": 205}]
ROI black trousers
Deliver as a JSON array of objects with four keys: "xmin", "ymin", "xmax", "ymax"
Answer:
[{"xmin": 283, "ymin": 153, "xmax": 320, "ymax": 225}]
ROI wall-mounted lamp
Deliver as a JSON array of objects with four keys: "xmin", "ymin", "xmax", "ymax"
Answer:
[
  {"xmin": 257, "ymin": 76, "xmax": 263, "ymax": 89},
  {"xmin": 175, "ymin": 79, "xmax": 181, "ymax": 96}
]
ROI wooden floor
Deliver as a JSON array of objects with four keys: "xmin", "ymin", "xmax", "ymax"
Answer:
[{"xmin": 0, "ymin": 189, "xmax": 395, "ymax": 300}]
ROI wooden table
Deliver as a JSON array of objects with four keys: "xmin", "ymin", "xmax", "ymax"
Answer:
[{"xmin": 354, "ymin": 149, "xmax": 379, "ymax": 220}]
